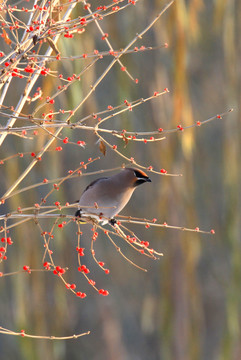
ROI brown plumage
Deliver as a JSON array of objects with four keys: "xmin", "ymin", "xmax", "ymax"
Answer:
[{"xmin": 75, "ymin": 168, "xmax": 151, "ymax": 224}]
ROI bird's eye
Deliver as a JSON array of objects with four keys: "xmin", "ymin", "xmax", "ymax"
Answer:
[{"xmin": 133, "ymin": 169, "xmax": 144, "ymax": 178}]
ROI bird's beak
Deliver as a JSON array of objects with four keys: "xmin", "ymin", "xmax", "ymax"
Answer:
[{"xmin": 145, "ymin": 177, "xmax": 151, "ymax": 182}]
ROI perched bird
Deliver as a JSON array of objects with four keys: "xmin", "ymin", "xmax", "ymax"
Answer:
[{"xmin": 75, "ymin": 167, "xmax": 151, "ymax": 225}]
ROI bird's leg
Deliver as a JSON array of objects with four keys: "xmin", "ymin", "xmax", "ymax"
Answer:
[
  {"xmin": 75, "ymin": 209, "xmax": 82, "ymax": 218},
  {"xmin": 75, "ymin": 209, "xmax": 87, "ymax": 223},
  {"xmin": 109, "ymin": 218, "xmax": 117, "ymax": 226}
]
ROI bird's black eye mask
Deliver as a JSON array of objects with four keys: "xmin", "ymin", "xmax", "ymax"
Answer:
[
  {"xmin": 133, "ymin": 169, "xmax": 151, "ymax": 187},
  {"xmin": 134, "ymin": 178, "xmax": 149, "ymax": 187},
  {"xmin": 133, "ymin": 169, "xmax": 145, "ymax": 178}
]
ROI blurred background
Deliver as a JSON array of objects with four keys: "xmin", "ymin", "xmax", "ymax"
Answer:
[{"xmin": 0, "ymin": 0, "xmax": 240, "ymax": 359}]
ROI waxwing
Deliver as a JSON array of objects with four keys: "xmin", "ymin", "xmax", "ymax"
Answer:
[{"xmin": 75, "ymin": 167, "xmax": 151, "ymax": 225}]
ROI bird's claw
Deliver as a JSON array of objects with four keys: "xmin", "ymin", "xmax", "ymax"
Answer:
[{"xmin": 109, "ymin": 218, "xmax": 117, "ymax": 226}]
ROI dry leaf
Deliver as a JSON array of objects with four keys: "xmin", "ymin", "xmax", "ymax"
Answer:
[
  {"xmin": 32, "ymin": 35, "xmax": 38, "ymax": 45},
  {"xmin": 2, "ymin": 29, "xmax": 12, "ymax": 46},
  {"xmin": 123, "ymin": 136, "xmax": 129, "ymax": 147},
  {"xmin": 99, "ymin": 140, "xmax": 106, "ymax": 156},
  {"xmin": 46, "ymin": 37, "xmax": 60, "ymax": 55}
]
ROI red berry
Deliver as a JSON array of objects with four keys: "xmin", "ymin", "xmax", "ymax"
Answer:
[
  {"xmin": 76, "ymin": 292, "xmax": 86, "ymax": 298},
  {"xmin": 99, "ymin": 289, "xmax": 109, "ymax": 296}
]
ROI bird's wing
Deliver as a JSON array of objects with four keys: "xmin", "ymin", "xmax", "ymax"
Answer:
[{"xmin": 82, "ymin": 177, "xmax": 109, "ymax": 194}]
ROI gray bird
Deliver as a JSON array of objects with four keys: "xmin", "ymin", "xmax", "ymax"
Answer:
[{"xmin": 75, "ymin": 167, "xmax": 151, "ymax": 225}]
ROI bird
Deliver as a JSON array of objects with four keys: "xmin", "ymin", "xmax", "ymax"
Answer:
[{"xmin": 75, "ymin": 167, "xmax": 151, "ymax": 225}]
